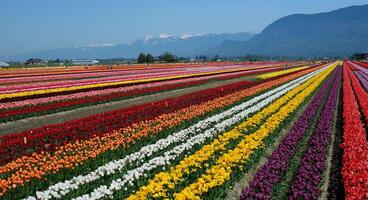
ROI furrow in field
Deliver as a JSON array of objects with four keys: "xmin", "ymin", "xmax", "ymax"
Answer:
[
  {"xmin": 69, "ymin": 63, "xmax": 334, "ymax": 197},
  {"xmin": 169, "ymin": 63, "xmax": 336, "ymax": 199},
  {"xmin": 16, "ymin": 65, "xmax": 324, "ymax": 200}
]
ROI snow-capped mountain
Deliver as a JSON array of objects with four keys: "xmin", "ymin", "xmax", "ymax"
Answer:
[{"xmin": 7, "ymin": 32, "xmax": 256, "ymax": 61}]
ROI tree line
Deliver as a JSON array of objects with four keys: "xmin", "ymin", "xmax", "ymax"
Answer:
[{"xmin": 137, "ymin": 52, "xmax": 178, "ymax": 63}]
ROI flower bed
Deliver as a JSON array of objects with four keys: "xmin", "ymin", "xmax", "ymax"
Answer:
[
  {"xmin": 0, "ymin": 65, "xmax": 321, "ymax": 198},
  {"xmin": 341, "ymin": 62, "xmax": 368, "ymax": 200},
  {"xmin": 241, "ymin": 65, "xmax": 339, "ymax": 199}
]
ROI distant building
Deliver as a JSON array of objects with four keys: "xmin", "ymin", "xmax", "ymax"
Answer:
[
  {"xmin": 25, "ymin": 58, "xmax": 47, "ymax": 65},
  {"xmin": 352, "ymin": 53, "xmax": 368, "ymax": 60},
  {"xmin": 0, "ymin": 62, "xmax": 10, "ymax": 67},
  {"xmin": 71, "ymin": 59, "xmax": 99, "ymax": 65}
]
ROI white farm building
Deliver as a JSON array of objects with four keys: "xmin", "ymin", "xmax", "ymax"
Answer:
[{"xmin": 71, "ymin": 59, "xmax": 99, "ymax": 65}]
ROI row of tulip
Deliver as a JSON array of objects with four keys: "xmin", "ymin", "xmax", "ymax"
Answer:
[
  {"xmin": 2, "ymin": 63, "xmax": 263, "ymax": 93},
  {"xmin": 207, "ymin": 66, "xmax": 282, "ymax": 81},
  {"xmin": 289, "ymin": 65, "xmax": 341, "ymax": 199},
  {"xmin": 241, "ymin": 65, "xmax": 339, "ymax": 199},
  {"xmin": 0, "ymin": 66, "xmax": 281, "ymax": 110},
  {"xmin": 0, "ymin": 79, "xmax": 210, "ymax": 123},
  {"xmin": 127, "ymin": 64, "xmax": 333, "ymax": 200},
  {"xmin": 0, "ymin": 65, "xmax": 280, "ymax": 101},
  {"xmin": 0, "ymin": 62, "xmax": 269, "ymax": 78},
  {"xmin": 21, "ymin": 62, "xmax": 328, "ymax": 200},
  {"xmin": 0, "ymin": 64, "xmax": 156, "ymax": 77},
  {"xmin": 0, "ymin": 67, "xmax": 320, "ymax": 181},
  {"xmin": 75, "ymin": 65, "xmax": 328, "ymax": 200},
  {"xmin": 0, "ymin": 70, "xmax": 196, "ymax": 93},
  {"xmin": 354, "ymin": 71, "xmax": 368, "ymax": 91},
  {"xmin": 0, "ymin": 76, "xmax": 210, "ymax": 110},
  {"xmin": 0, "ymin": 64, "xmax": 322, "ymax": 198},
  {"xmin": 5, "ymin": 60, "xmax": 368, "ymax": 200},
  {"xmin": 0, "ymin": 65, "xmax": 171, "ymax": 80},
  {"xmin": 345, "ymin": 61, "xmax": 368, "ymax": 124},
  {"xmin": 2, "ymin": 68, "xmax": 298, "ymax": 123},
  {"xmin": 256, "ymin": 66, "xmax": 308, "ymax": 79},
  {"xmin": 0, "ymin": 64, "xmax": 319, "ymax": 165},
  {"xmin": 162, "ymin": 62, "xmax": 335, "ymax": 200},
  {"xmin": 25, "ymin": 65, "xmax": 319, "ymax": 200},
  {"xmin": 353, "ymin": 61, "xmax": 368, "ymax": 68},
  {"xmin": 0, "ymin": 67, "xmax": 123, "ymax": 78},
  {"xmin": 355, "ymin": 61, "xmax": 368, "ymax": 69},
  {"xmin": 350, "ymin": 61, "xmax": 368, "ymax": 91},
  {"xmin": 341, "ymin": 61, "xmax": 368, "ymax": 200},
  {"xmin": 0, "ymin": 63, "xmax": 278, "ymax": 95},
  {"xmin": 0, "ymin": 66, "xmax": 190, "ymax": 85},
  {"xmin": 0, "ymin": 80, "xmax": 256, "ymax": 164},
  {"xmin": 351, "ymin": 60, "xmax": 368, "ymax": 72}
]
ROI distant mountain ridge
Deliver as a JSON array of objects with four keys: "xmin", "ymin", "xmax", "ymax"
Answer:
[
  {"xmin": 207, "ymin": 4, "xmax": 368, "ymax": 58},
  {"xmin": 5, "ymin": 4, "xmax": 367, "ymax": 61},
  {"xmin": 6, "ymin": 32, "xmax": 256, "ymax": 61}
]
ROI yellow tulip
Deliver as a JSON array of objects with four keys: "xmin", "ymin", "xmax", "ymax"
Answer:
[
  {"xmin": 128, "ymin": 62, "xmax": 338, "ymax": 199},
  {"xmin": 257, "ymin": 66, "xmax": 309, "ymax": 79}
]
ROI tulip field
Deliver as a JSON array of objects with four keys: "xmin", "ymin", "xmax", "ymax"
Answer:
[{"xmin": 0, "ymin": 61, "xmax": 367, "ymax": 200}]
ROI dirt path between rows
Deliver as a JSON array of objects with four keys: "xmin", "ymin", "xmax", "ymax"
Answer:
[
  {"xmin": 224, "ymin": 88, "xmax": 318, "ymax": 200},
  {"xmin": 0, "ymin": 76, "xmax": 258, "ymax": 136}
]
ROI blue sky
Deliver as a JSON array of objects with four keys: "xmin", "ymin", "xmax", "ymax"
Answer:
[{"xmin": 0, "ymin": 0, "xmax": 367, "ymax": 56}]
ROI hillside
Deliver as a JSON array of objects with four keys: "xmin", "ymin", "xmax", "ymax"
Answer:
[{"xmin": 207, "ymin": 4, "xmax": 368, "ymax": 58}]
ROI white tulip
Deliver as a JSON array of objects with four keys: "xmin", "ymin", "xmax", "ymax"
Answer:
[{"xmin": 25, "ymin": 65, "xmax": 331, "ymax": 200}]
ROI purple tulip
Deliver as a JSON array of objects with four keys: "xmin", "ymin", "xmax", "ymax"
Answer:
[
  {"xmin": 289, "ymin": 66, "xmax": 341, "ymax": 200},
  {"xmin": 241, "ymin": 66, "xmax": 341, "ymax": 200},
  {"xmin": 354, "ymin": 71, "xmax": 368, "ymax": 91}
]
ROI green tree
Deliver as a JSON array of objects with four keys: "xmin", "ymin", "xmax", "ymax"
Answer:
[
  {"xmin": 146, "ymin": 53, "xmax": 154, "ymax": 63},
  {"xmin": 137, "ymin": 53, "xmax": 147, "ymax": 63},
  {"xmin": 159, "ymin": 52, "xmax": 177, "ymax": 63}
]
